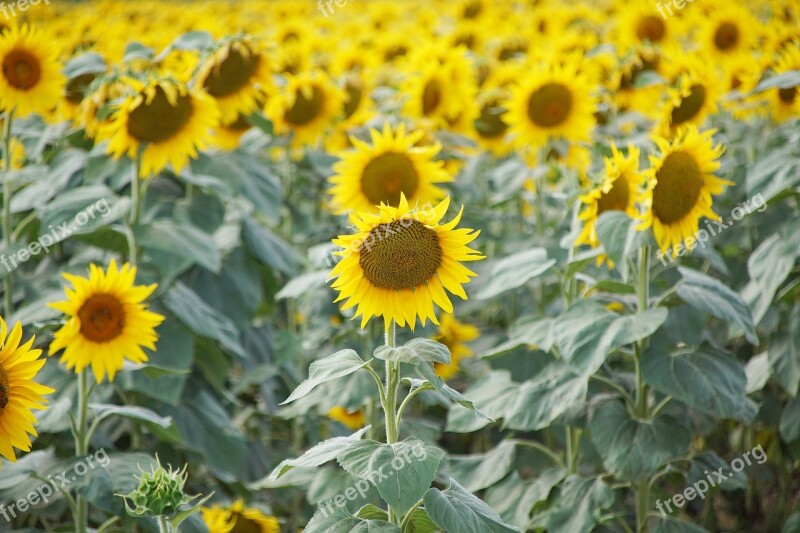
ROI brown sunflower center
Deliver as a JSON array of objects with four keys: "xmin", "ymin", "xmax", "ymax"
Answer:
[
  {"xmin": 284, "ymin": 85, "xmax": 324, "ymax": 126},
  {"xmin": 226, "ymin": 114, "xmax": 252, "ymax": 132},
  {"xmin": 230, "ymin": 514, "xmax": 261, "ymax": 533},
  {"xmin": 652, "ymin": 151, "xmax": 704, "ymax": 224},
  {"xmin": 422, "ymin": 79, "xmax": 443, "ymax": 116},
  {"xmin": 637, "ymin": 16, "xmax": 666, "ymax": 43},
  {"xmin": 343, "ymin": 78, "xmax": 364, "ymax": 120},
  {"xmin": 65, "ymin": 73, "xmax": 97, "ymax": 104},
  {"xmin": 2, "ymin": 48, "xmax": 41, "ymax": 90},
  {"xmin": 78, "ymin": 294, "xmax": 125, "ymax": 343},
  {"xmin": 670, "ymin": 84, "xmax": 706, "ymax": 125},
  {"xmin": 778, "ymin": 86, "xmax": 797, "ymax": 104},
  {"xmin": 475, "ymin": 99, "xmax": 508, "ymax": 138},
  {"xmin": 361, "ymin": 152, "xmax": 419, "ymax": 207},
  {"xmin": 527, "ymin": 83, "xmax": 573, "ymax": 128},
  {"xmin": 203, "ymin": 47, "xmax": 260, "ymax": 98},
  {"xmin": 714, "ymin": 22, "xmax": 739, "ymax": 51},
  {"xmin": 0, "ymin": 366, "xmax": 8, "ymax": 410},
  {"xmin": 596, "ymin": 175, "xmax": 631, "ymax": 214},
  {"xmin": 463, "ymin": 0, "xmax": 482, "ymax": 19},
  {"xmin": 127, "ymin": 86, "xmax": 193, "ymax": 143},
  {"xmin": 359, "ymin": 219, "xmax": 443, "ymax": 290}
]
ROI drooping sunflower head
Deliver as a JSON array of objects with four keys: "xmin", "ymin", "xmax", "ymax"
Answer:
[
  {"xmin": 433, "ymin": 313, "xmax": 479, "ymax": 380},
  {"xmin": 330, "ymin": 195, "xmax": 484, "ymax": 331},
  {"xmin": 48, "ymin": 259, "xmax": 166, "ymax": 383},
  {"xmin": 100, "ymin": 78, "xmax": 220, "ymax": 177},
  {"xmin": 660, "ymin": 58, "xmax": 721, "ymax": 135},
  {"xmin": 508, "ymin": 60, "xmax": 597, "ymax": 149},
  {"xmin": 0, "ymin": 318, "xmax": 54, "ymax": 466},
  {"xmin": 0, "ymin": 24, "xmax": 65, "ymax": 117},
  {"xmin": 329, "ymin": 122, "xmax": 453, "ymax": 214},
  {"xmin": 576, "ymin": 143, "xmax": 646, "ymax": 254},
  {"xmin": 327, "ymin": 406, "xmax": 365, "ymax": 430},
  {"xmin": 638, "ymin": 126, "xmax": 731, "ymax": 253},
  {"xmin": 202, "ymin": 500, "xmax": 280, "ymax": 533},
  {"xmin": 196, "ymin": 38, "xmax": 271, "ymax": 123}
]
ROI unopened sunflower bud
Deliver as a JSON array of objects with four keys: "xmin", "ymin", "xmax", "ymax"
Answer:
[{"xmin": 120, "ymin": 456, "xmax": 191, "ymax": 518}]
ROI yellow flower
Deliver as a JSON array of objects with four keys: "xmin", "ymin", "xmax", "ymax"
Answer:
[
  {"xmin": 330, "ymin": 195, "xmax": 483, "ymax": 330},
  {"xmin": 0, "ymin": 318, "xmax": 54, "ymax": 467},
  {"xmin": 660, "ymin": 57, "xmax": 722, "ymax": 135},
  {"xmin": 328, "ymin": 122, "xmax": 453, "ymax": 214},
  {"xmin": 0, "ymin": 25, "xmax": 65, "ymax": 117},
  {"xmin": 48, "ymin": 259, "xmax": 165, "ymax": 383},
  {"xmin": 433, "ymin": 314, "xmax": 479, "ymax": 380},
  {"xmin": 100, "ymin": 78, "xmax": 220, "ymax": 177},
  {"xmin": 638, "ymin": 126, "xmax": 731, "ymax": 253},
  {"xmin": 327, "ymin": 406, "xmax": 365, "ymax": 430},
  {"xmin": 768, "ymin": 41, "xmax": 800, "ymax": 122},
  {"xmin": 1, "ymin": 138, "xmax": 24, "ymax": 169},
  {"xmin": 202, "ymin": 499, "xmax": 280, "ymax": 533}
]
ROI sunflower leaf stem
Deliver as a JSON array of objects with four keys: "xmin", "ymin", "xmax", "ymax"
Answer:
[
  {"xmin": 383, "ymin": 318, "xmax": 401, "ymax": 523},
  {"xmin": 2, "ymin": 110, "xmax": 14, "ymax": 319},
  {"xmin": 74, "ymin": 368, "xmax": 90, "ymax": 533}
]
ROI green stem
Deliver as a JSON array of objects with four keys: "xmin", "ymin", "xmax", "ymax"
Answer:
[
  {"xmin": 383, "ymin": 319, "xmax": 400, "ymax": 523},
  {"xmin": 634, "ymin": 246, "xmax": 651, "ymax": 533},
  {"xmin": 74, "ymin": 370, "xmax": 90, "ymax": 533},
  {"xmin": 2, "ymin": 110, "xmax": 14, "ymax": 318},
  {"xmin": 126, "ymin": 154, "xmax": 142, "ymax": 265},
  {"xmin": 157, "ymin": 516, "xmax": 170, "ymax": 533}
]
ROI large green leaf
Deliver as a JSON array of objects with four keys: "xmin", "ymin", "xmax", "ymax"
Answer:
[
  {"xmin": 89, "ymin": 404, "xmax": 179, "ymax": 442},
  {"xmin": 641, "ymin": 347, "xmax": 757, "ymax": 422},
  {"xmin": 137, "ymin": 219, "xmax": 222, "ymax": 272},
  {"xmin": 267, "ymin": 427, "xmax": 370, "ymax": 481},
  {"xmin": 780, "ymin": 395, "xmax": 800, "ymax": 443},
  {"xmin": 484, "ymin": 316, "xmax": 555, "ymax": 358},
  {"xmin": 676, "ymin": 267, "xmax": 757, "ymax": 344},
  {"xmin": 745, "ymin": 234, "xmax": 796, "ymax": 324},
  {"xmin": 446, "ymin": 371, "xmax": 519, "ymax": 433},
  {"xmin": 447, "ymin": 440, "xmax": 516, "ymax": 492},
  {"xmin": 652, "ymin": 516, "xmax": 710, "ymax": 532},
  {"xmin": 546, "ymin": 476, "xmax": 614, "ymax": 533},
  {"xmin": 242, "ymin": 217, "xmax": 299, "ymax": 276},
  {"xmin": 476, "ymin": 248, "xmax": 555, "ymax": 300},
  {"xmin": 304, "ymin": 506, "xmax": 401, "ymax": 533},
  {"xmin": 589, "ymin": 401, "xmax": 691, "ymax": 481},
  {"xmin": 337, "ymin": 437, "xmax": 445, "ymax": 515},
  {"xmin": 504, "ymin": 363, "xmax": 588, "ymax": 431},
  {"xmin": 769, "ymin": 303, "xmax": 800, "ymax": 396},
  {"xmin": 596, "ymin": 211, "xmax": 638, "ymax": 281},
  {"xmin": 424, "ymin": 479, "xmax": 520, "ymax": 533},
  {"xmin": 375, "ymin": 338, "xmax": 450, "ymax": 366},
  {"xmin": 282, "ymin": 349, "xmax": 370, "ymax": 404},
  {"xmin": 555, "ymin": 301, "xmax": 668, "ymax": 375},
  {"xmin": 485, "ymin": 469, "xmax": 565, "ymax": 527}
]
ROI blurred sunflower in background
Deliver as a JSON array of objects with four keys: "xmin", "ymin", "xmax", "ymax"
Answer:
[
  {"xmin": 328, "ymin": 122, "xmax": 453, "ymax": 214},
  {"xmin": 575, "ymin": 144, "xmax": 646, "ymax": 263},
  {"xmin": 101, "ymin": 78, "xmax": 220, "ymax": 176},
  {"xmin": 202, "ymin": 499, "xmax": 280, "ymax": 533},
  {"xmin": 769, "ymin": 41, "xmax": 800, "ymax": 122},
  {"xmin": 0, "ymin": 24, "xmax": 65, "ymax": 117},
  {"xmin": 433, "ymin": 314, "xmax": 479, "ymax": 379},
  {"xmin": 1, "ymin": 138, "xmax": 24, "ymax": 169},
  {"xmin": 660, "ymin": 58, "xmax": 722, "ymax": 135},
  {"xmin": 48, "ymin": 260, "xmax": 165, "ymax": 383},
  {"xmin": 0, "ymin": 319, "xmax": 53, "ymax": 467},
  {"xmin": 327, "ymin": 406, "xmax": 365, "ymax": 430},
  {"xmin": 638, "ymin": 126, "xmax": 730, "ymax": 253},
  {"xmin": 700, "ymin": 4, "xmax": 757, "ymax": 62},
  {"xmin": 330, "ymin": 195, "xmax": 483, "ymax": 330}
]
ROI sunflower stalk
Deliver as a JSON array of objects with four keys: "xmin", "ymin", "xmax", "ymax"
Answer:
[
  {"xmin": 2, "ymin": 110, "xmax": 14, "ymax": 319},
  {"xmin": 634, "ymin": 245, "xmax": 651, "ymax": 533},
  {"xmin": 73, "ymin": 368, "xmax": 91, "ymax": 533},
  {"xmin": 382, "ymin": 318, "xmax": 401, "ymax": 523}
]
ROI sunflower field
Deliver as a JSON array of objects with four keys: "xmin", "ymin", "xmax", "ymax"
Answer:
[{"xmin": 0, "ymin": 0, "xmax": 799, "ymax": 531}]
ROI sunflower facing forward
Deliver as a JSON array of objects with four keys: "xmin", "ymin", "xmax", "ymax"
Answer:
[
  {"xmin": 48, "ymin": 260, "xmax": 165, "ymax": 383},
  {"xmin": 201, "ymin": 499, "xmax": 280, "ymax": 533},
  {"xmin": 330, "ymin": 195, "xmax": 483, "ymax": 330},
  {"xmin": 638, "ymin": 126, "xmax": 730, "ymax": 253},
  {"xmin": 0, "ymin": 318, "xmax": 53, "ymax": 467},
  {"xmin": 101, "ymin": 78, "xmax": 219, "ymax": 177},
  {"xmin": 328, "ymin": 122, "xmax": 453, "ymax": 214},
  {"xmin": 0, "ymin": 25, "xmax": 65, "ymax": 117}
]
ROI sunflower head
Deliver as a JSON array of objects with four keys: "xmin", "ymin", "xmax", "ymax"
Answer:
[
  {"xmin": 327, "ymin": 406, "xmax": 365, "ymax": 430},
  {"xmin": 0, "ymin": 318, "xmax": 53, "ymax": 466},
  {"xmin": 330, "ymin": 195, "xmax": 483, "ymax": 330},
  {"xmin": 48, "ymin": 259, "xmax": 165, "ymax": 383},
  {"xmin": 433, "ymin": 314, "xmax": 479, "ymax": 379},
  {"xmin": 638, "ymin": 126, "xmax": 731, "ymax": 253},
  {"xmin": 202, "ymin": 500, "xmax": 280, "ymax": 533}
]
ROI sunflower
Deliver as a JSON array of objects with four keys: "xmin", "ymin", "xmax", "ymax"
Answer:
[
  {"xmin": 507, "ymin": 60, "xmax": 597, "ymax": 149},
  {"xmin": 699, "ymin": 5, "xmax": 758, "ymax": 62},
  {"xmin": 660, "ymin": 58, "xmax": 722, "ymax": 135},
  {"xmin": 328, "ymin": 122, "xmax": 453, "ymax": 214},
  {"xmin": 768, "ymin": 41, "xmax": 800, "ymax": 122},
  {"xmin": 264, "ymin": 70, "xmax": 343, "ymax": 148},
  {"xmin": 615, "ymin": 1, "xmax": 674, "ymax": 50},
  {"xmin": 211, "ymin": 113, "xmax": 253, "ymax": 150},
  {"xmin": 433, "ymin": 314, "xmax": 479, "ymax": 380},
  {"xmin": 79, "ymin": 78, "xmax": 127, "ymax": 139},
  {"xmin": 330, "ymin": 195, "xmax": 483, "ymax": 330},
  {"xmin": 638, "ymin": 126, "xmax": 731, "ymax": 253},
  {"xmin": 202, "ymin": 500, "xmax": 280, "ymax": 533},
  {"xmin": 575, "ymin": 144, "xmax": 646, "ymax": 265},
  {"xmin": 58, "ymin": 70, "xmax": 102, "ymax": 124},
  {"xmin": 48, "ymin": 259, "xmax": 166, "ymax": 383},
  {"xmin": 0, "ymin": 25, "xmax": 65, "ymax": 117},
  {"xmin": 0, "ymin": 318, "xmax": 54, "ymax": 467},
  {"xmin": 100, "ymin": 78, "xmax": 219, "ymax": 177},
  {"xmin": 327, "ymin": 406, "xmax": 365, "ymax": 430},
  {"xmin": 196, "ymin": 38, "xmax": 271, "ymax": 123},
  {"xmin": 1, "ymin": 138, "xmax": 24, "ymax": 169}
]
